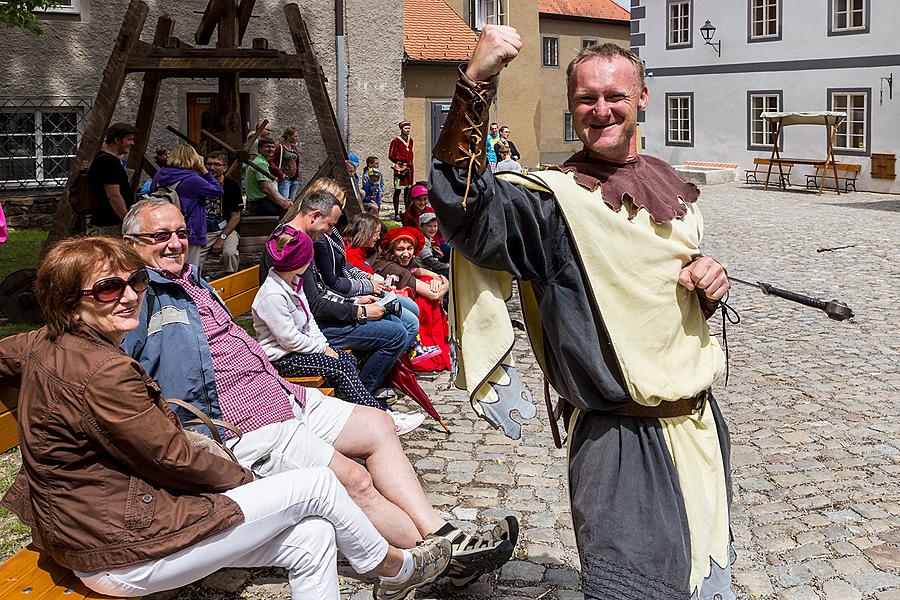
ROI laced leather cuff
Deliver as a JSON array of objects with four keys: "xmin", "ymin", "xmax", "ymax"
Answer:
[{"xmin": 432, "ymin": 66, "xmax": 499, "ymax": 209}]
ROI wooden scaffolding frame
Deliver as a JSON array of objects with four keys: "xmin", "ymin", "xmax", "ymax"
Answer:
[{"xmin": 44, "ymin": 0, "xmax": 359, "ymax": 249}]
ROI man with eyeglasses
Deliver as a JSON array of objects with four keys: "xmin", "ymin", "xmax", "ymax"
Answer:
[
  {"xmin": 200, "ymin": 151, "xmax": 243, "ymax": 276},
  {"xmin": 120, "ymin": 198, "xmax": 520, "ymax": 587}
]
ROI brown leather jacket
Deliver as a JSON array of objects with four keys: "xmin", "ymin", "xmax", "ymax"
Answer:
[{"xmin": 0, "ymin": 324, "xmax": 254, "ymax": 573}]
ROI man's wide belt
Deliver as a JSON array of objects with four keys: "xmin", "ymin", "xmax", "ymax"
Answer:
[{"xmin": 611, "ymin": 390, "xmax": 709, "ymax": 418}]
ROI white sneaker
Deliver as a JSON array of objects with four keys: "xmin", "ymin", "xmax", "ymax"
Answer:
[{"xmin": 389, "ymin": 410, "xmax": 427, "ymax": 436}]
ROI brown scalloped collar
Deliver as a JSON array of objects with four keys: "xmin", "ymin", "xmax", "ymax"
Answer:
[{"xmin": 549, "ymin": 152, "xmax": 700, "ymax": 224}]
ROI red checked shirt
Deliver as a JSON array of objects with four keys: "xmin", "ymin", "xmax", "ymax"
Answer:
[{"xmin": 160, "ymin": 266, "xmax": 304, "ymax": 436}]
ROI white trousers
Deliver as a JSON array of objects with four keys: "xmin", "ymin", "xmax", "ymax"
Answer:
[{"xmin": 76, "ymin": 467, "xmax": 389, "ymax": 599}]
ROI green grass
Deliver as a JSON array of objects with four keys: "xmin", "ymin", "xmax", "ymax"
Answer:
[
  {"xmin": 0, "ymin": 228, "xmax": 47, "ymax": 281},
  {"xmin": 0, "ymin": 448, "xmax": 30, "ymax": 561},
  {"xmin": 0, "ymin": 228, "xmax": 46, "ymax": 338}
]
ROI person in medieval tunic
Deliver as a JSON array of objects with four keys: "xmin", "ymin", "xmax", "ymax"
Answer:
[
  {"xmin": 389, "ymin": 120, "xmax": 415, "ymax": 220},
  {"xmin": 429, "ymin": 25, "xmax": 735, "ymax": 600}
]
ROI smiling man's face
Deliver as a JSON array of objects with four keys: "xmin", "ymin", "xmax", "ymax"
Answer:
[{"xmin": 568, "ymin": 55, "xmax": 648, "ymax": 163}]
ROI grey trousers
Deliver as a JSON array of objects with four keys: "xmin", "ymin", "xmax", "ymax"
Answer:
[{"xmin": 569, "ymin": 395, "xmax": 735, "ymax": 600}]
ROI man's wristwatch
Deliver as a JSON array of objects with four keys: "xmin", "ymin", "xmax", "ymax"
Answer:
[
  {"xmin": 358, "ymin": 306, "xmax": 367, "ymax": 324},
  {"xmin": 219, "ymin": 233, "xmax": 228, "ymax": 241}
]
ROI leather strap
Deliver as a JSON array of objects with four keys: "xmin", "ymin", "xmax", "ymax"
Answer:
[
  {"xmin": 166, "ymin": 398, "xmax": 243, "ymax": 463},
  {"xmin": 611, "ymin": 390, "xmax": 709, "ymax": 419}
]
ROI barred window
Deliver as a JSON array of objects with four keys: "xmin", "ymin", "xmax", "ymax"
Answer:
[
  {"xmin": 0, "ymin": 99, "xmax": 88, "ymax": 191},
  {"xmin": 542, "ymin": 36, "xmax": 559, "ymax": 67},
  {"xmin": 564, "ymin": 113, "xmax": 578, "ymax": 142}
]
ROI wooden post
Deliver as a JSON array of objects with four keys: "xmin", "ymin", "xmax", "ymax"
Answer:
[
  {"xmin": 217, "ymin": 0, "xmax": 243, "ymax": 182},
  {"xmin": 283, "ymin": 3, "xmax": 362, "ymax": 216},
  {"xmin": 44, "ymin": 0, "xmax": 150, "ymax": 251},
  {"xmin": 195, "ymin": 0, "xmax": 227, "ymax": 45},
  {"xmin": 128, "ymin": 15, "xmax": 175, "ymax": 192},
  {"xmin": 237, "ymin": 0, "xmax": 257, "ymax": 44}
]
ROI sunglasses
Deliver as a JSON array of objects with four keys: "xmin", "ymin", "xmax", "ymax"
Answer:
[
  {"xmin": 130, "ymin": 228, "xmax": 191, "ymax": 244},
  {"xmin": 80, "ymin": 269, "xmax": 149, "ymax": 303}
]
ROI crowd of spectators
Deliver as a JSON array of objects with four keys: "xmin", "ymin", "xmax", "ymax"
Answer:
[{"xmin": 9, "ymin": 119, "xmax": 518, "ymax": 598}]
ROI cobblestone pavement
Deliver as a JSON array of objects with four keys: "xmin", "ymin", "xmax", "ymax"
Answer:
[{"xmin": 6, "ymin": 182, "xmax": 900, "ymax": 600}]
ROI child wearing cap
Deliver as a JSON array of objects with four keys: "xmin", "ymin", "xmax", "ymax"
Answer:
[
  {"xmin": 373, "ymin": 227, "xmax": 451, "ymax": 372},
  {"xmin": 362, "ymin": 169, "xmax": 383, "ymax": 214},
  {"xmin": 253, "ymin": 226, "xmax": 393, "ymax": 413},
  {"xmin": 415, "ymin": 210, "xmax": 449, "ymax": 278},
  {"xmin": 402, "ymin": 184, "xmax": 430, "ymax": 228}
]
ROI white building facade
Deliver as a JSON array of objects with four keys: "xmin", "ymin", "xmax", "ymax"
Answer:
[{"xmin": 631, "ymin": 0, "xmax": 900, "ymax": 193}]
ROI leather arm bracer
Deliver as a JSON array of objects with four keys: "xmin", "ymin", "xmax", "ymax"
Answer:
[{"xmin": 432, "ymin": 67, "xmax": 499, "ymax": 209}]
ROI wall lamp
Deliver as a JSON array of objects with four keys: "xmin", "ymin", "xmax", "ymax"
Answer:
[{"xmin": 700, "ymin": 20, "xmax": 721, "ymax": 57}]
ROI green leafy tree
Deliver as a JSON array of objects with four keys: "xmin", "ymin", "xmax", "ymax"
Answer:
[{"xmin": 0, "ymin": 1, "xmax": 62, "ymax": 35}]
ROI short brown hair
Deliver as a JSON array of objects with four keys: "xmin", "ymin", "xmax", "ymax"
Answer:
[
  {"xmin": 35, "ymin": 237, "xmax": 146, "ymax": 339},
  {"xmin": 283, "ymin": 177, "xmax": 346, "ymax": 223},
  {"xmin": 566, "ymin": 43, "xmax": 646, "ymax": 92},
  {"xmin": 105, "ymin": 122, "xmax": 138, "ymax": 144}
]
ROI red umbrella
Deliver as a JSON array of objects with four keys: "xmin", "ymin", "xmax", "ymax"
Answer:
[{"xmin": 387, "ymin": 361, "xmax": 450, "ymax": 433}]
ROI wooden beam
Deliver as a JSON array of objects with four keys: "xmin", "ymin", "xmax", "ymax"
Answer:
[
  {"xmin": 166, "ymin": 126, "xmax": 200, "ymax": 149},
  {"xmin": 195, "ymin": 0, "xmax": 227, "ymax": 45},
  {"xmin": 44, "ymin": 0, "xmax": 150, "ymax": 251},
  {"xmin": 125, "ymin": 53, "xmax": 303, "ymax": 78},
  {"xmin": 128, "ymin": 14, "xmax": 175, "ymax": 193},
  {"xmin": 225, "ymin": 119, "xmax": 268, "ymax": 180},
  {"xmin": 237, "ymin": 0, "xmax": 257, "ymax": 43},
  {"xmin": 216, "ymin": 0, "xmax": 243, "ymax": 161},
  {"xmin": 283, "ymin": 3, "xmax": 362, "ymax": 216}
]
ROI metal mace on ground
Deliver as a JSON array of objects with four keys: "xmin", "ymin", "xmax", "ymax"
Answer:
[{"xmin": 729, "ymin": 276, "xmax": 855, "ymax": 321}]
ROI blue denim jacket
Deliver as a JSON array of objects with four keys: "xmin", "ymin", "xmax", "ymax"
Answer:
[{"xmin": 122, "ymin": 269, "xmax": 227, "ymax": 436}]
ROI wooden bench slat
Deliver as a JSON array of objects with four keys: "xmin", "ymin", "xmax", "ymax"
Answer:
[
  {"xmin": 209, "ymin": 265, "xmax": 260, "ymax": 302},
  {"xmin": 0, "ymin": 545, "xmax": 64, "ymax": 597},
  {"xmin": 284, "ymin": 376, "xmax": 326, "ymax": 387},
  {"xmin": 0, "ymin": 408, "xmax": 20, "ymax": 455},
  {"xmin": 224, "ymin": 288, "xmax": 257, "ymax": 317}
]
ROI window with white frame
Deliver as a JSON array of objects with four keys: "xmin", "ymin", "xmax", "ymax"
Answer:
[
  {"xmin": 564, "ymin": 113, "xmax": 578, "ymax": 142},
  {"xmin": 469, "ymin": 0, "xmax": 506, "ymax": 29},
  {"xmin": 667, "ymin": 0, "xmax": 692, "ymax": 48},
  {"xmin": 749, "ymin": 92, "xmax": 781, "ymax": 148},
  {"xmin": 542, "ymin": 36, "xmax": 559, "ymax": 67},
  {"xmin": 831, "ymin": 0, "xmax": 866, "ymax": 32},
  {"xmin": 750, "ymin": 0, "xmax": 780, "ymax": 40},
  {"xmin": 666, "ymin": 94, "xmax": 693, "ymax": 146},
  {"xmin": 0, "ymin": 102, "xmax": 85, "ymax": 189},
  {"xmin": 36, "ymin": 0, "xmax": 82, "ymax": 14},
  {"xmin": 831, "ymin": 91, "xmax": 868, "ymax": 152}
]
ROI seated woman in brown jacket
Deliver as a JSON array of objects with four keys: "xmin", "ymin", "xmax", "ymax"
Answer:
[{"xmin": 0, "ymin": 237, "xmax": 448, "ymax": 600}]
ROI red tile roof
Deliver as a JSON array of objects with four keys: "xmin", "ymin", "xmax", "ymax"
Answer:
[
  {"xmin": 538, "ymin": 0, "xmax": 630, "ymax": 22},
  {"xmin": 404, "ymin": 0, "xmax": 478, "ymax": 62}
]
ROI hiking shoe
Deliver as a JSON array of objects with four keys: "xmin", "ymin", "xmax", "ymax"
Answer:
[
  {"xmin": 374, "ymin": 387, "xmax": 397, "ymax": 401},
  {"xmin": 389, "ymin": 410, "xmax": 426, "ymax": 436},
  {"xmin": 372, "ymin": 537, "xmax": 451, "ymax": 600},
  {"xmin": 435, "ymin": 516, "xmax": 519, "ymax": 587}
]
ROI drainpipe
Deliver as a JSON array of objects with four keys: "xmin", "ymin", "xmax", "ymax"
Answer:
[{"xmin": 335, "ymin": 0, "xmax": 348, "ymax": 143}]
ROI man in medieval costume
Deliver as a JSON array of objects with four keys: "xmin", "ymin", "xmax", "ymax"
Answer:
[
  {"xmin": 389, "ymin": 120, "xmax": 415, "ymax": 220},
  {"xmin": 429, "ymin": 25, "xmax": 735, "ymax": 600}
]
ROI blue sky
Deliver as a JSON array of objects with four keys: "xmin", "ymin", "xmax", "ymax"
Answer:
[{"xmin": 613, "ymin": 0, "xmax": 630, "ymax": 10}]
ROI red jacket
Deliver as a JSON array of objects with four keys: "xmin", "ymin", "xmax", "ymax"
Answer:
[{"xmin": 389, "ymin": 136, "xmax": 414, "ymax": 187}]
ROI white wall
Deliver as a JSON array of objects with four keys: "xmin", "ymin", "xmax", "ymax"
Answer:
[{"xmin": 635, "ymin": 0, "xmax": 900, "ymax": 193}]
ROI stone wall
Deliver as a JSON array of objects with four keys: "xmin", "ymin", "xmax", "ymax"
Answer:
[
  {"xmin": 1, "ymin": 195, "xmax": 60, "ymax": 229},
  {"xmin": 1, "ymin": 0, "xmax": 404, "ymax": 218}
]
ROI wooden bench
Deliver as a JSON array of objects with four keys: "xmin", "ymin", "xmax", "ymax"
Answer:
[
  {"xmin": 805, "ymin": 163, "xmax": 861, "ymax": 192},
  {"xmin": 745, "ymin": 157, "xmax": 794, "ymax": 186},
  {"xmin": 0, "ymin": 266, "xmax": 336, "ymax": 597}
]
